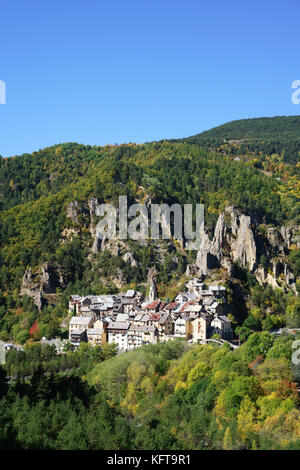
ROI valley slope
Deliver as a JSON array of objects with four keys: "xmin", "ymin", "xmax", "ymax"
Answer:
[{"xmin": 0, "ymin": 116, "xmax": 299, "ymax": 342}]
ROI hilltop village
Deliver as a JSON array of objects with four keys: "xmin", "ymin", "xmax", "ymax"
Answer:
[{"xmin": 68, "ymin": 279, "xmax": 233, "ymax": 351}]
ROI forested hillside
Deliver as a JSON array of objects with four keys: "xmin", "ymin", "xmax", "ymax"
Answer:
[
  {"xmin": 0, "ymin": 116, "xmax": 300, "ymax": 344},
  {"xmin": 0, "ymin": 115, "xmax": 300, "ymax": 450},
  {"xmin": 0, "ymin": 336, "xmax": 299, "ymax": 450},
  {"xmin": 181, "ymin": 115, "xmax": 300, "ymax": 165},
  {"xmin": 0, "ymin": 117, "xmax": 300, "ymax": 341}
]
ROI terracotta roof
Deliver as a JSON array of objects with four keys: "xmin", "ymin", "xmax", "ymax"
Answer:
[
  {"xmin": 165, "ymin": 302, "xmax": 178, "ymax": 310},
  {"xmin": 144, "ymin": 301, "xmax": 161, "ymax": 310},
  {"xmin": 150, "ymin": 313, "xmax": 161, "ymax": 322},
  {"xmin": 179, "ymin": 300, "xmax": 196, "ymax": 314}
]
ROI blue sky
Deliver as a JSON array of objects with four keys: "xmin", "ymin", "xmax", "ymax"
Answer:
[{"xmin": 0, "ymin": 0, "xmax": 299, "ymax": 157}]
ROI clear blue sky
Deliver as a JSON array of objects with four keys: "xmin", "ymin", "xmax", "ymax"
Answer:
[{"xmin": 0, "ymin": 0, "xmax": 299, "ymax": 157}]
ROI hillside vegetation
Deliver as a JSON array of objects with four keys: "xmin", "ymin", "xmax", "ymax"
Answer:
[
  {"xmin": 0, "ymin": 116, "xmax": 299, "ymax": 344},
  {"xmin": 0, "ymin": 116, "xmax": 300, "ymax": 451},
  {"xmin": 0, "ymin": 335, "xmax": 299, "ymax": 450},
  {"xmin": 181, "ymin": 115, "xmax": 300, "ymax": 165}
]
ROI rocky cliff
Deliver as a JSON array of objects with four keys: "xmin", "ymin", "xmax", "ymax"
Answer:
[
  {"xmin": 69, "ymin": 198, "xmax": 299, "ymax": 293},
  {"xmin": 195, "ymin": 206, "xmax": 298, "ymax": 292},
  {"xmin": 20, "ymin": 262, "xmax": 65, "ymax": 310},
  {"xmin": 21, "ymin": 200, "xmax": 299, "ymax": 309}
]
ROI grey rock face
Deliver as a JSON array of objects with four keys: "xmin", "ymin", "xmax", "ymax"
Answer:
[
  {"xmin": 66, "ymin": 201, "xmax": 80, "ymax": 223},
  {"xmin": 281, "ymin": 225, "xmax": 300, "ymax": 249},
  {"xmin": 196, "ymin": 206, "xmax": 297, "ymax": 291},
  {"xmin": 230, "ymin": 212, "xmax": 256, "ymax": 270},
  {"xmin": 196, "ymin": 207, "xmax": 256, "ymax": 274},
  {"xmin": 88, "ymin": 197, "xmax": 99, "ymax": 217},
  {"xmin": 20, "ymin": 267, "xmax": 43, "ymax": 310},
  {"xmin": 185, "ymin": 263, "xmax": 198, "ymax": 277},
  {"xmin": 20, "ymin": 262, "xmax": 65, "ymax": 310},
  {"xmin": 123, "ymin": 252, "xmax": 138, "ymax": 267},
  {"xmin": 63, "ymin": 197, "xmax": 299, "ymax": 294}
]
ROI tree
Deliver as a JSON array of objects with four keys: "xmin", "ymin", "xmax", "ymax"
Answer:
[
  {"xmin": 16, "ymin": 330, "xmax": 30, "ymax": 345},
  {"xmin": 223, "ymin": 426, "xmax": 234, "ymax": 450}
]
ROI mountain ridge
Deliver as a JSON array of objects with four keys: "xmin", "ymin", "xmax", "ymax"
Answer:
[{"xmin": 181, "ymin": 114, "xmax": 300, "ymax": 141}]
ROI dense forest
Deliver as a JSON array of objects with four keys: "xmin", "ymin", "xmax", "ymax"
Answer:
[
  {"xmin": 0, "ymin": 336, "xmax": 299, "ymax": 450},
  {"xmin": 180, "ymin": 115, "xmax": 300, "ymax": 165}
]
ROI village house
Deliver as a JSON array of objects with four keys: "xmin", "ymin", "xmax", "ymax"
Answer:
[
  {"xmin": 87, "ymin": 328, "xmax": 104, "ymax": 346},
  {"xmin": 119, "ymin": 290, "xmax": 143, "ymax": 314},
  {"xmin": 127, "ymin": 324, "xmax": 144, "ymax": 350},
  {"xmin": 157, "ymin": 313, "xmax": 174, "ymax": 340},
  {"xmin": 174, "ymin": 314, "xmax": 188, "ymax": 338},
  {"xmin": 208, "ymin": 285, "xmax": 226, "ymax": 298},
  {"xmin": 120, "ymin": 289, "xmax": 143, "ymax": 302},
  {"xmin": 69, "ymin": 295, "xmax": 82, "ymax": 314},
  {"xmin": 164, "ymin": 301, "xmax": 178, "ymax": 314},
  {"xmin": 175, "ymin": 292, "xmax": 197, "ymax": 304},
  {"xmin": 184, "ymin": 303, "xmax": 202, "ymax": 316},
  {"xmin": 132, "ymin": 313, "xmax": 151, "ymax": 327},
  {"xmin": 69, "ymin": 316, "xmax": 94, "ymax": 346},
  {"xmin": 191, "ymin": 314, "xmax": 213, "ymax": 343},
  {"xmin": 178, "ymin": 300, "xmax": 202, "ymax": 317},
  {"xmin": 69, "ymin": 295, "xmax": 118, "ymax": 317},
  {"xmin": 206, "ymin": 301, "xmax": 223, "ymax": 316},
  {"xmin": 211, "ymin": 315, "xmax": 233, "ymax": 340},
  {"xmin": 120, "ymin": 298, "xmax": 135, "ymax": 315},
  {"xmin": 80, "ymin": 305, "xmax": 94, "ymax": 317},
  {"xmin": 86, "ymin": 318, "xmax": 109, "ymax": 345},
  {"xmin": 116, "ymin": 313, "xmax": 129, "ymax": 322},
  {"xmin": 148, "ymin": 313, "xmax": 161, "ymax": 328},
  {"xmin": 127, "ymin": 306, "xmax": 142, "ymax": 318},
  {"xmin": 141, "ymin": 325, "xmax": 159, "ymax": 346},
  {"xmin": 143, "ymin": 300, "xmax": 166, "ymax": 315},
  {"xmin": 199, "ymin": 290, "xmax": 214, "ymax": 300},
  {"xmin": 185, "ymin": 278, "xmax": 205, "ymax": 294},
  {"xmin": 131, "ymin": 312, "xmax": 145, "ymax": 326},
  {"xmin": 107, "ymin": 321, "xmax": 130, "ymax": 350}
]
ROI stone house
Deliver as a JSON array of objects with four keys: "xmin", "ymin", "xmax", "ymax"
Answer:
[
  {"xmin": 87, "ymin": 328, "xmax": 104, "ymax": 346},
  {"xmin": 141, "ymin": 325, "xmax": 159, "ymax": 346},
  {"xmin": 69, "ymin": 316, "xmax": 94, "ymax": 345},
  {"xmin": 211, "ymin": 315, "xmax": 233, "ymax": 340},
  {"xmin": 86, "ymin": 318, "xmax": 109, "ymax": 345},
  {"xmin": 191, "ymin": 314, "xmax": 213, "ymax": 343},
  {"xmin": 127, "ymin": 324, "xmax": 144, "ymax": 350},
  {"xmin": 158, "ymin": 313, "xmax": 174, "ymax": 338},
  {"xmin": 107, "ymin": 321, "xmax": 130, "ymax": 350},
  {"xmin": 174, "ymin": 314, "xmax": 188, "ymax": 338},
  {"xmin": 69, "ymin": 295, "xmax": 81, "ymax": 314},
  {"xmin": 185, "ymin": 278, "xmax": 205, "ymax": 294}
]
